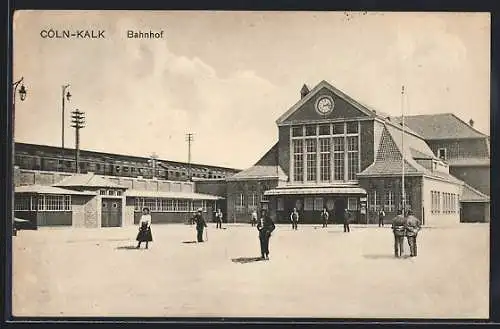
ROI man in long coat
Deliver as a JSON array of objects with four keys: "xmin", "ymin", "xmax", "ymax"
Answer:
[
  {"xmin": 193, "ymin": 209, "xmax": 207, "ymax": 242},
  {"xmin": 257, "ymin": 209, "xmax": 276, "ymax": 260}
]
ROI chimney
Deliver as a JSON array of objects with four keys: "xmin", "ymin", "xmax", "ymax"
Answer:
[
  {"xmin": 300, "ymin": 84, "xmax": 310, "ymax": 99},
  {"xmin": 469, "ymin": 119, "xmax": 474, "ymax": 127}
]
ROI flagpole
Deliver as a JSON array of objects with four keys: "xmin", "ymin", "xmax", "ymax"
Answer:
[{"xmin": 401, "ymin": 85, "xmax": 405, "ymax": 215}]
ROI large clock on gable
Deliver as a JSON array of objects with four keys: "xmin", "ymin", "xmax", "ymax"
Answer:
[{"xmin": 315, "ymin": 95, "xmax": 335, "ymax": 115}]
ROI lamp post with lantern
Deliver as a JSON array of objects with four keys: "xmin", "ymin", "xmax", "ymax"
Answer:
[
  {"xmin": 61, "ymin": 84, "xmax": 72, "ymax": 165},
  {"xmin": 12, "ymin": 77, "xmax": 27, "ymax": 236}
]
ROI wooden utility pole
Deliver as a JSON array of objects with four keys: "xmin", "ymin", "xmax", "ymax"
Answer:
[
  {"xmin": 71, "ymin": 109, "xmax": 85, "ymax": 173},
  {"xmin": 185, "ymin": 133, "xmax": 194, "ymax": 180}
]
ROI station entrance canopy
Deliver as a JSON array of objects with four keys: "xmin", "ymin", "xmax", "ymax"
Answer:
[{"xmin": 264, "ymin": 186, "xmax": 367, "ymax": 196}]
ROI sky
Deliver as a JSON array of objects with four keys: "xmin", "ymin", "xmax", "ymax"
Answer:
[{"xmin": 13, "ymin": 11, "xmax": 490, "ymax": 170}]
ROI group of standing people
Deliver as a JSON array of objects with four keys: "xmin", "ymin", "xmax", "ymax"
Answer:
[
  {"xmin": 391, "ymin": 209, "xmax": 421, "ymax": 257},
  {"xmin": 290, "ymin": 207, "xmax": 351, "ymax": 232}
]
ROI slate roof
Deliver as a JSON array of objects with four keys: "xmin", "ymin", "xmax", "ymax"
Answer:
[
  {"xmin": 392, "ymin": 113, "xmax": 488, "ymax": 140},
  {"xmin": 226, "ymin": 142, "xmax": 289, "ymax": 182},
  {"xmin": 54, "ymin": 173, "xmax": 127, "ymax": 189},
  {"xmin": 15, "ymin": 184, "xmax": 95, "ymax": 195},
  {"xmin": 460, "ymin": 183, "xmax": 490, "ymax": 202},
  {"xmin": 226, "ymin": 165, "xmax": 288, "ymax": 181},
  {"xmin": 358, "ymin": 124, "xmax": 462, "ymax": 185},
  {"xmin": 446, "ymin": 158, "xmax": 490, "ymax": 167}
]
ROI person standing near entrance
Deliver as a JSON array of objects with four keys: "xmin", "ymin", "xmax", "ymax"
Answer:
[
  {"xmin": 405, "ymin": 209, "xmax": 421, "ymax": 257},
  {"xmin": 136, "ymin": 207, "xmax": 153, "ymax": 249},
  {"xmin": 391, "ymin": 209, "xmax": 406, "ymax": 257},
  {"xmin": 250, "ymin": 210, "xmax": 258, "ymax": 227},
  {"xmin": 257, "ymin": 209, "xmax": 276, "ymax": 260},
  {"xmin": 193, "ymin": 208, "xmax": 208, "ymax": 242},
  {"xmin": 343, "ymin": 208, "xmax": 351, "ymax": 232},
  {"xmin": 215, "ymin": 208, "xmax": 223, "ymax": 229},
  {"xmin": 290, "ymin": 208, "xmax": 299, "ymax": 230},
  {"xmin": 378, "ymin": 209, "xmax": 386, "ymax": 227},
  {"xmin": 321, "ymin": 208, "xmax": 329, "ymax": 228}
]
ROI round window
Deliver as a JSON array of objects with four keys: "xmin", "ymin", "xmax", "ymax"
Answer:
[{"xmin": 112, "ymin": 203, "xmax": 118, "ymax": 208}]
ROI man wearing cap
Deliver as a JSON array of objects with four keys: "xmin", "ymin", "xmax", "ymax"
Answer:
[
  {"xmin": 193, "ymin": 208, "xmax": 207, "ymax": 242},
  {"xmin": 257, "ymin": 209, "xmax": 276, "ymax": 260},
  {"xmin": 290, "ymin": 208, "xmax": 299, "ymax": 230},
  {"xmin": 405, "ymin": 209, "xmax": 421, "ymax": 257},
  {"xmin": 391, "ymin": 209, "xmax": 406, "ymax": 257}
]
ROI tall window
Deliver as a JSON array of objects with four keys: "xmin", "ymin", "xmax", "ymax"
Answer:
[
  {"xmin": 368, "ymin": 190, "xmax": 377, "ymax": 212},
  {"xmin": 306, "ymin": 139, "xmax": 317, "ymax": 181},
  {"xmin": 291, "ymin": 122, "xmax": 359, "ymax": 183},
  {"xmin": 293, "ymin": 140, "xmax": 304, "ymax": 182},
  {"xmin": 319, "ymin": 138, "xmax": 331, "ymax": 181},
  {"xmin": 347, "ymin": 136, "xmax": 359, "ymax": 181},
  {"xmin": 333, "ymin": 137, "xmax": 345, "ymax": 181},
  {"xmin": 236, "ymin": 193, "xmax": 245, "ymax": 213},
  {"xmin": 248, "ymin": 192, "xmax": 257, "ymax": 210},
  {"xmin": 384, "ymin": 191, "xmax": 394, "ymax": 212}
]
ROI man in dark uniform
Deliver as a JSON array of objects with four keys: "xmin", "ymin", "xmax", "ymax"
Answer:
[
  {"xmin": 343, "ymin": 209, "xmax": 351, "ymax": 232},
  {"xmin": 290, "ymin": 208, "xmax": 299, "ymax": 230},
  {"xmin": 257, "ymin": 209, "xmax": 276, "ymax": 260},
  {"xmin": 405, "ymin": 209, "xmax": 421, "ymax": 257},
  {"xmin": 378, "ymin": 209, "xmax": 386, "ymax": 227},
  {"xmin": 321, "ymin": 208, "xmax": 329, "ymax": 228},
  {"xmin": 193, "ymin": 208, "xmax": 207, "ymax": 242},
  {"xmin": 391, "ymin": 209, "xmax": 406, "ymax": 257}
]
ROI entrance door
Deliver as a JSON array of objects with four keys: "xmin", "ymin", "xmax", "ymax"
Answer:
[
  {"xmin": 101, "ymin": 198, "xmax": 122, "ymax": 227},
  {"xmin": 333, "ymin": 198, "xmax": 347, "ymax": 224}
]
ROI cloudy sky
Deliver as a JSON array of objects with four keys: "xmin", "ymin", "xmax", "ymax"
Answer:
[{"xmin": 13, "ymin": 11, "xmax": 490, "ymax": 169}]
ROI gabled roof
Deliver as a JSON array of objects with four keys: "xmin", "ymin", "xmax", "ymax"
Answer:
[
  {"xmin": 460, "ymin": 183, "xmax": 490, "ymax": 202},
  {"xmin": 15, "ymin": 184, "xmax": 95, "ymax": 195},
  {"xmin": 358, "ymin": 126, "xmax": 427, "ymax": 177},
  {"xmin": 275, "ymin": 80, "xmax": 422, "ymax": 137},
  {"xmin": 54, "ymin": 173, "xmax": 127, "ymax": 189},
  {"xmin": 392, "ymin": 113, "xmax": 489, "ymax": 140},
  {"xmin": 226, "ymin": 142, "xmax": 289, "ymax": 182},
  {"xmin": 358, "ymin": 124, "xmax": 461, "ymax": 185},
  {"xmin": 226, "ymin": 165, "xmax": 288, "ymax": 182}
]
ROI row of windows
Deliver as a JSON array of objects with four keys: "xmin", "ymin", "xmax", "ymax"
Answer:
[
  {"xmin": 99, "ymin": 189, "xmax": 123, "ymax": 196},
  {"xmin": 431, "ymin": 191, "xmax": 459, "ymax": 214},
  {"xmin": 368, "ymin": 190, "xmax": 412, "ymax": 213},
  {"xmin": 15, "ymin": 195, "xmax": 71, "ymax": 211},
  {"xmin": 134, "ymin": 198, "xmax": 209, "ymax": 213},
  {"xmin": 292, "ymin": 135, "xmax": 359, "ymax": 182},
  {"xmin": 291, "ymin": 122, "xmax": 359, "ymax": 137},
  {"xmin": 14, "ymin": 155, "xmax": 228, "ymax": 179},
  {"xmin": 235, "ymin": 192, "xmax": 263, "ymax": 212}
]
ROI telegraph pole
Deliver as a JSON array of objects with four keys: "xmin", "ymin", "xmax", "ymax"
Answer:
[
  {"xmin": 71, "ymin": 109, "xmax": 85, "ymax": 173},
  {"xmin": 148, "ymin": 153, "xmax": 159, "ymax": 179},
  {"xmin": 185, "ymin": 133, "xmax": 194, "ymax": 180}
]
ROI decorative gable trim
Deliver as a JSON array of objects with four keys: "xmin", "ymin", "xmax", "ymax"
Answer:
[{"xmin": 276, "ymin": 80, "xmax": 376, "ymax": 126}]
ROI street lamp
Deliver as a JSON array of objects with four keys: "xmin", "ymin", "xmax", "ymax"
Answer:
[
  {"xmin": 61, "ymin": 84, "xmax": 71, "ymax": 160},
  {"xmin": 12, "ymin": 77, "xmax": 27, "ymax": 236}
]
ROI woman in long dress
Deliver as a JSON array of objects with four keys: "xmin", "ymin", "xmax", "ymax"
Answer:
[{"xmin": 136, "ymin": 207, "xmax": 153, "ymax": 249}]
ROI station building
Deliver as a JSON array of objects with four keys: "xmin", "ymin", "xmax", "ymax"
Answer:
[
  {"xmin": 13, "ymin": 80, "xmax": 490, "ymax": 228},
  {"xmin": 225, "ymin": 80, "xmax": 490, "ymax": 226}
]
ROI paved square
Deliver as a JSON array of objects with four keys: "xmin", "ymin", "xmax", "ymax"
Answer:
[{"xmin": 13, "ymin": 223, "xmax": 489, "ymax": 318}]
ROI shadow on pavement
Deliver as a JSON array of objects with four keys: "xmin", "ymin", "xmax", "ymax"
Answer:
[
  {"xmin": 116, "ymin": 245, "xmax": 140, "ymax": 250},
  {"xmin": 182, "ymin": 240, "xmax": 198, "ymax": 244},
  {"xmin": 363, "ymin": 254, "xmax": 413, "ymax": 260},
  {"xmin": 231, "ymin": 257, "xmax": 265, "ymax": 264}
]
